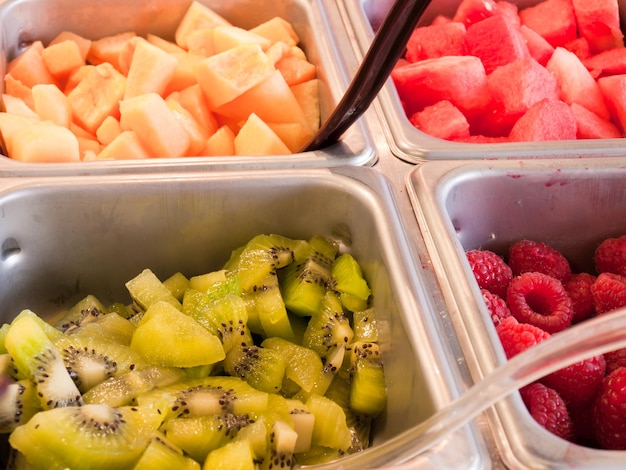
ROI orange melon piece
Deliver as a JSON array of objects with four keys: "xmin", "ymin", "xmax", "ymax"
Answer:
[
  {"xmin": 96, "ymin": 115, "xmax": 122, "ymax": 146},
  {"xmin": 185, "ymin": 29, "xmax": 216, "ymax": 57},
  {"xmin": 4, "ymin": 75, "xmax": 34, "ymax": 109},
  {"xmin": 119, "ymin": 92, "xmax": 190, "ymax": 157},
  {"xmin": 41, "ymin": 40, "xmax": 85, "ymax": 81},
  {"xmin": 49, "ymin": 31, "xmax": 92, "ymax": 62},
  {"xmin": 87, "ymin": 31, "xmax": 137, "ymax": 71},
  {"xmin": 266, "ymin": 42, "xmax": 291, "ymax": 66},
  {"xmin": 97, "ymin": 130, "xmax": 151, "ymax": 160},
  {"xmin": 291, "ymin": 79, "xmax": 320, "ymax": 133},
  {"xmin": 202, "ymin": 124, "xmax": 235, "ymax": 156},
  {"xmin": 268, "ymin": 122, "xmax": 312, "ymax": 153},
  {"xmin": 249, "ymin": 17, "xmax": 300, "ymax": 47},
  {"xmin": 124, "ymin": 39, "xmax": 178, "ymax": 99},
  {"xmin": 32, "ymin": 83, "xmax": 71, "ymax": 127},
  {"xmin": 177, "ymin": 84, "xmax": 219, "ymax": 136},
  {"xmin": 212, "ymin": 26, "xmax": 272, "ymax": 54},
  {"xmin": 1, "ymin": 95, "xmax": 38, "ymax": 118},
  {"xmin": 77, "ymin": 136, "xmax": 101, "ymax": 158},
  {"xmin": 165, "ymin": 92, "xmax": 210, "ymax": 156},
  {"xmin": 7, "ymin": 41, "xmax": 55, "ymax": 88},
  {"xmin": 117, "ymin": 36, "xmax": 143, "ymax": 76},
  {"xmin": 63, "ymin": 64, "xmax": 93, "ymax": 95},
  {"xmin": 70, "ymin": 121, "xmax": 96, "ymax": 140},
  {"xmin": 175, "ymin": 1, "xmax": 231, "ymax": 50},
  {"xmin": 275, "ymin": 56, "xmax": 316, "ymax": 86},
  {"xmin": 234, "ymin": 113, "xmax": 291, "ymax": 155},
  {"xmin": 165, "ymin": 52, "xmax": 204, "ymax": 95},
  {"xmin": 146, "ymin": 34, "xmax": 186, "ymax": 54},
  {"xmin": 194, "ymin": 43, "xmax": 275, "ymax": 109},
  {"xmin": 67, "ymin": 62, "xmax": 127, "ymax": 134}
]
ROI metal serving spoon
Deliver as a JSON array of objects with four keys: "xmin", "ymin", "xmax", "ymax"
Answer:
[
  {"xmin": 300, "ymin": 306, "xmax": 626, "ymax": 468},
  {"xmin": 301, "ymin": 0, "xmax": 432, "ymax": 151}
]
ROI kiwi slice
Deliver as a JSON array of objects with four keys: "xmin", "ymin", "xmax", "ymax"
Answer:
[
  {"xmin": 243, "ymin": 272, "xmax": 294, "ymax": 340},
  {"xmin": 285, "ymin": 399, "xmax": 315, "ymax": 454},
  {"xmin": 162, "ymin": 271, "xmax": 191, "ymax": 302},
  {"xmin": 329, "ymin": 253, "xmax": 371, "ymax": 312},
  {"xmin": 349, "ymin": 342, "xmax": 387, "ymax": 417},
  {"xmin": 352, "ymin": 307, "xmax": 378, "ymax": 343},
  {"xmin": 125, "ymin": 268, "xmax": 182, "ymax": 311},
  {"xmin": 68, "ymin": 312, "xmax": 136, "ymax": 346},
  {"xmin": 54, "ymin": 295, "xmax": 109, "ymax": 333},
  {"xmin": 305, "ymin": 393, "xmax": 352, "ymax": 451},
  {"xmin": 223, "ymin": 344, "xmax": 286, "ymax": 394},
  {"xmin": 0, "ymin": 379, "xmax": 40, "ymax": 433},
  {"xmin": 302, "ymin": 291, "xmax": 354, "ymax": 360},
  {"xmin": 205, "ymin": 439, "xmax": 257, "ymax": 470},
  {"xmin": 259, "ymin": 419, "xmax": 298, "ymax": 470},
  {"xmin": 134, "ymin": 432, "xmax": 200, "ymax": 470}
]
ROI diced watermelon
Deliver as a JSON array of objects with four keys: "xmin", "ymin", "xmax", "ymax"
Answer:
[
  {"xmin": 409, "ymin": 100, "xmax": 470, "ymax": 140},
  {"xmin": 431, "ymin": 15, "xmax": 453, "ymax": 26},
  {"xmin": 391, "ymin": 55, "xmax": 491, "ymax": 117},
  {"xmin": 509, "ymin": 99, "xmax": 577, "ymax": 141},
  {"xmin": 519, "ymin": 0, "xmax": 578, "ymax": 48},
  {"xmin": 405, "ymin": 22, "xmax": 467, "ymax": 62},
  {"xmin": 584, "ymin": 48, "xmax": 626, "ymax": 77},
  {"xmin": 571, "ymin": 0, "xmax": 624, "ymax": 53},
  {"xmin": 494, "ymin": 1, "xmax": 521, "ymax": 26},
  {"xmin": 520, "ymin": 24, "xmax": 555, "ymax": 66},
  {"xmin": 546, "ymin": 47, "xmax": 610, "ymax": 119},
  {"xmin": 452, "ymin": 0, "xmax": 498, "ymax": 27},
  {"xmin": 598, "ymin": 74, "xmax": 626, "ymax": 132},
  {"xmin": 465, "ymin": 14, "xmax": 530, "ymax": 74},
  {"xmin": 570, "ymin": 102, "xmax": 622, "ymax": 138}
]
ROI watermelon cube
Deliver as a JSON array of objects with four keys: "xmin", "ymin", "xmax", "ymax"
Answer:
[
  {"xmin": 494, "ymin": 1, "xmax": 521, "ymax": 26},
  {"xmin": 563, "ymin": 37, "xmax": 591, "ymax": 61},
  {"xmin": 409, "ymin": 100, "xmax": 470, "ymax": 140},
  {"xmin": 570, "ymin": 102, "xmax": 622, "ymax": 138},
  {"xmin": 519, "ymin": 24, "xmax": 555, "ymax": 65},
  {"xmin": 546, "ymin": 47, "xmax": 610, "ymax": 119},
  {"xmin": 519, "ymin": 0, "xmax": 578, "ymax": 48},
  {"xmin": 598, "ymin": 74, "xmax": 626, "ymax": 132},
  {"xmin": 508, "ymin": 98, "xmax": 577, "ymax": 141},
  {"xmin": 391, "ymin": 55, "xmax": 491, "ymax": 117},
  {"xmin": 465, "ymin": 14, "xmax": 530, "ymax": 74},
  {"xmin": 584, "ymin": 48, "xmax": 626, "ymax": 77},
  {"xmin": 571, "ymin": 0, "xmax": 624, "ymax": 53},
  {"xmin": 452, "ymin": 0, "xmax": 498, "ymax": 27},
  {"xmin": 405, "ymin": 22, "xmax": 468, "ymax": 62}
]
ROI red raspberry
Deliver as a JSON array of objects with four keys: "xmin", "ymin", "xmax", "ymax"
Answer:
[
  {"xmin": 506, "ymin": 272, "xmax": 573, "ymax": 333},
  {"xmin": 563, "ymin": 272, "xmax": 597, "ymax": 324},
  {"xmin": 466, "ymin": 249, "xmax": 512, "ymax": 298},
  {"xmin": 481, "ymin": 288, "xmax": 511, "ymax": 326},
  {"xmin": 508, "ymin": 240, "xmax": 572, "ymax": 283},
  {"xmin": 495, "ymin": 316, "xmax": 550, "ymax": 359},
  {"xmin": 591, "ymin": 272, "xmax": 626, "ymax": 314},
  {"xmin": 520, "ymin": 383, "xmax": 573, "ymax": 441},
  {"xmin": 595, "ymin": 235, "xmax": 626, "ymax": 276},
  {"xmin": 593, "ymin": 367, "xmax": 626, "ymax": 450},
  {"xmin": 604, "ymin": 348, "xmax": 626, "ymax": 375},
  {"xmin": 541, "ymin": 353, "xmax": 606, "ymax": 408}
]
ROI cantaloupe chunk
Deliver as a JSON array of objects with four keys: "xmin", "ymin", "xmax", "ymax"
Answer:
[
  {"xmin": 41, "ymin": 40, "xmax": 85, "ymax": 81},
  {"xmin": 212, "ymin": 26, "xmax": 272, "ymax": 54},
  {"xmin": 268, "ymin": 122, "xmax": 313, "ymax": 152},
  {"xmin": 275, "ymin": 56, "xmax": 316, "ymax": 86},
  {"xmin": 96, "ymin": 115, "xmax": 122, "ymax": 146},
  {"xmin": 77, "ymin": 136, "xmax": 101, "ymax": 158},
  {"xmin": 4, "ymin": 75, "xmax": 34, "ymax": 109},
  {"xmin": 7, "ymin": 41, "xmax": 55, "ymax": 88},
  {"xmin": 49, "ymin": 31, "xmax": 91, "ymax": 61},
  {"xmin": 146, "ymin": 34, "xmax": 186, "ymax": 54},
  {"xmin": 166, "ymin": 92, "xmax": 210, "ymax": 156},
  {"xmin": 1, "ymin": 95, "xmax": 38, "ymax": 118},
  {"xmin": 266, "ymin": 41, "xmax": 291, "ymax": 66},
  {"xmin": 185, "ymin": 29, "xmax": 216, "ymax": 57},
  {"xmin": 97, "ymin": 130, "xmax": 151, "ymax": 160},
  {"xmin": 195, "ymin": 43, "xmax": 275, "ymax": 109},
  {"xmin": 87, "ymin": 31, "xmax": 137, "ymax": 71},
  {"xmin": 116, "ymin": 36, "xmax": 143, "ymax": 76},
  {"xmin": 249, "ymin": 17, "xmax": 300, "ymax": 47},
  {"xmin": 119, "ymin": 92, "xmax": 190, "ymax": 157},
  {"xmin": 70, "ymin": 121, "xmax": 96, "ymax": 140},
  {"xmin": 291, "ymin": 79, "xmax": 321, "ymax": 132},
  {"xmin": 175, "ymin": 1, "xmax": 231, "ymax": 50},
  {"xmin": 202, "ymin": 124, "xmax": 235, "ymax": 156},
  {"xmin": 234, "ymin": 113, "xmax": 291, "ymax": 155},
  {"xmin": 124, "ymin": 39, "xmax": 178, "ymax": 99},
  {"xmin": 32, "ymin": 83, "xmax": 71, "ymax": 127},
  {"xmin": 165, "ymin": 52, "xmax": 204, "ymax": 95},
  {"xmin": 177, "ymin": 84, "xmax": 219, "ymax": 136},
  {"xmin": 67, "ymin": 62, "xmax": 126, "ymax": 134}
]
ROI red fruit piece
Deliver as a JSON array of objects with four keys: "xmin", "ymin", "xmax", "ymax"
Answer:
[
  {"xmin": 570, "ymin": 103, "xmax": 622, "ymax": 139},
  {"xmin": 496, "ymin": 316, "xmax": 550, "ymax": 359},
  {"xmin": 466, "ymin": 249, "xmax": 513, "ymax": 298},
  {"xmin": 584, "ymin": 48, "xmax": 626, "ymax": 78},
  {"xmin": 591, "ymin": 272, "xmax": 626, "ymax": 314},
  {"xmin": 520, "ymin": 383, "xmax": 573, "ymax": 441},
  {"xmin": 571, "ymin": 0, "xmax": 624, "ymax": 54},
  {"xmin": 595, "ymin": 235, "xmax": 626, "ymax": 276},
  {"xmin": 405, "ymin": 22, "xmax": 468, "ymax": 62},
  {"xmin": 593, "ymin": 367, "xmax": 626, "ymax": 450},
  {"xmin": 452, "ymin": 0, "xmax": 498, "ymax": 27},
  {"xmin": 465, "ymin": 14, "xmax": 530, "ymax": 74},
  {"xmin": 604, "ymin": 348, "xmax": 626, "ymax": 375},
  {"xmin": 563, "ymin": 37, "xmax": 591, "ymax": 61},
  {"xmin": 508, "ymin": 98, "xmax": 577, "ymax": 142},
  {"xmin": 519, "ymin": 24, "xmax": 555, "ymax": 66},
  {"xmin": 519, "ymin": 0, "xmax": 578, "ymax": 48},
  {"xmin": 598, "ymin": 74, "xmax": 626, "ymax": 133},
  {"xmin": 506, "ymin": 272, "xmax": 573, "ymax": 333},
  {"xmin": 481, "ymin": 288, "xmax": 512, "ymax": 326},
  {"xmin": 563, "ymin": 272, "xmax": 597, "ymax": 323},
  {"xmin": 542, "ymin": 352, "xmax": 606, "ymax": 408},
  {"xmin": 508, "ymin": 239, "xmax": 572, "ymax": 283},
  {"xmin": 409, "ymin": 100, "xmax": 470, "ymax": 140}
]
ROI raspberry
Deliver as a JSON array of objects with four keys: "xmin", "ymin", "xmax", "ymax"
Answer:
[
  {"xmin": 481, "ymin": 288, "xmax": 511, "ymax": 326},
  {"xmin": 541, "ymin": 353, "xmax": 606, "ymax": 408},
  {"xmin": 595, "ymin": 235, "xmax": 626, "ymax": 276},
  {"xmin": 495, "ymin": 316, "xmax": 550, "ymax": 359},
  {"xmin": 563, "ymin": 272, "xmax": 597, "ymax": 324},
  {"xmin": 466, "ymin": 249, "xmax": 512, "ymax": 298},
  {"xmin": 520, "ymin": 383, "xmax": 573, "ymax": 441},
  {"xmin": 508, "ymin": 240, "xmax": 572, "ymax": 283},
  {"xmin": 604, "ymin": 348, "xmax": 626, "ymax": 375},
  {"xmin": 593, "ymin": 367, "xmax": 626, "ymax": 450},
  {"xmin": 591, "ymin": 272, "xmax": 626, "ymax": 314},
  {"xmin": 506, "ymin": 272, "xmax": 573, "ymax": 333}
]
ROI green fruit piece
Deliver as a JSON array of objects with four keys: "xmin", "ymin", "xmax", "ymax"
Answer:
[
  {"xmin": 259, "ymin": 420, "xmax": 298, "ymax": 470},
  {"xmin": 163, "ymin": 271, "xmax": 191, "ymax": 302},
  {"xmin": 352, "ymin": 308, "xmax": 378, "ymax": 343},
  {"xmin": 243, "ymin": 272, "xmax": 293, "ymax": 340},
  {"xmin": 125, "ymin": 268, "xmax": 182, "ymax": 311},
  {"xmin": 5, "ymin": 314, "xmax": 83, "ymax": 409},
  {"xmin": 54, "ymin": 295, "xmax": 109, "ymax": 333},
  {"xmin": 279, "ymin": 235, "xmax": 338, "ymax": 317},
  {"xmin": 203, "ymin": 439, "xmax": 256, "ymax": 470},
  {"xmin": 188, "ymin": 269, "xmax": 227, "ymax": 293},
  {"xmin": 10, "ymin": 309, "xmax": 63, "ymax": 343},
  {"xmin": 330, "ymin": 253, "xmax": 371, "ymax": 312},
  {"xmin": 9, "ymin": 403, "xmax": 159, "ymax": 470},
  {"xmin": 0, "ymin": 379, "xmax": 40, "ymax": 433},
  {"xmin": 305, "ymin": 394, "xmax": 351, "ymax": 451},
  {"xmin": 302, "ymin": 291, "xmax": 354, "ymax": 359},
  {"xmin": 223, "ymin": 344, "xmax": 286, "ymax": 394},
  {"xmin": 234, "ymin": 416, "xmax": 269, "ymax": 460},
  {"xmin": 107, "ymin": 302, "xmax": 134, "ymax": 319},
  {"xmin": 82, "ymin": 366, "xmax": 186, "ymax": 407},
  {"xmin": 69, "ymin": 312, "xmax": 136, "ymax": 346},
  {"xmin": 134, "ymin": 433, "xmax": 200, "ymax": 470},
  {"xmin": 0, "ymin": 323, "xmax": 10, "ymax": 354},
  {"xmin": 349, "ymin": 342, "xmax": 387, "ymax": 417},
  {"xmin": 286, "ymin": 399, "xmax": 315, "ymax": 454},
  {"xmin": 130, "ymin": 301, "xmax": 225, "ymax": 368}
]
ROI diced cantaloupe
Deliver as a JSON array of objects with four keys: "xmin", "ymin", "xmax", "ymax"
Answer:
[
  {"xmin": 49, "ymin": 31, "xmax": 92, "ymax": 61},
  {"xmin": 291, "ymin": 79, "xmax": 321, "ymax": 133},
  {"xmin": 66, "ymin": 62, "xmax": 127, "ymax": 134},
  {"xmin": 146, "ymin": 33, "xmax": 186, "ymax": 54},
  {"xmin": 77, "ymin": 136, "xmax": 101, "ymax": 159},
  {"xmin": 249, "ymin": 17, "xmax": 300, "ymax": 47},
  {"xmin": 265, "ymin": 41, "xmax": 291, "ymax": 66},
  {"xmin": 166, "ymin": 92, "xmax": 210, "ymax": 156},
  {"xmin": 267, "ymin": 122, "xmax": 313, "ymax": 152},
  {"xmin": 175, "ymin": 1, "xmax": 231, "ymax": 50},
  {"xmin": 185, "ymin": 29, "xmax": 216, "ymax": 57},
  {"xmin": 119, "ymin": 92, "xmax": 190, "ymax": 157},
  {"xmin": 7, "ymin": 41, "xmax": 55, "ymax": 88},
  {"xmin": 1, "ymin": 95, "xmax": 38, "ymax": 118},
  {"xmin": 116, "ymin": 36, "xmax": 143, "ymax": 76},
  {"xmin": 96, "ymin": 115, "xmax": 122, "ymax": 146},
  {"xmin": 87, "ymin": 31, "xmax": 137, "ymax": 71},
  {"xmin": 195, "ymin": 43, "xmax": 276, "ymax": 109},
  {"xmin": 234, "ymin": 113, "xmax": 291, "ymax": 155},
  {"xmin": 70, "ymin": 121, "xmax": 97, "ymax": 140},
  {"xmin": 124, "ymin": 39, "xmax": 178, "ymax": 99},
  {"xmin": 41, "ymin": 40, "xmax": 85, "ymax": 82},
  {"xmin": 202, "ymin": 125, "xmax": 235, "ymax": 156},
  {"xmin": 4, "ymin": 75, "xmax": 34, "ymax": 109},
  {"xmin": 97, "ymin": 130, "xmax": 152, "ymax": 160},
  {"xmin": 164, "ymin": 52, "xmax": 204, "ymax": 95},
  {"xmin": 176, "ymin": 84, "xmax": 219, "ymax": 136},
  {"xmin": 212, "ymin": 26, "xmax": 272, "ymax": 54},
  {"xmin": 32, "ymin": 83, "xmax": 72, "ymax": 127},
  {"xmin": 275, "ymin": 56, "xmax": 316, "ymax": 86}
]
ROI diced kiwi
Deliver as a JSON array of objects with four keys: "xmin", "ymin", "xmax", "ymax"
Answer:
[
  {"xmin": 259, "ymin": 419, "xmax": 298, "ymax": 470},
  {"xmin": 203, "ymin": 439, "xmax": 256, "ymax": 470},
  {"xmin": 302, "ymin": 291, "xmax": 354, "ymax": 359},
  {"xmin": 134, "ymin": 433, "xmax": 200, "ymax": 470},
  {"xmin": 163, "ymin": 271, "xmax": 191, "ymax": 302},
  {"xmin": 125, "ymin": 268, "xmax": 182, "ymax": 311},
  {"xmin": 68, "ymin": 312, "xmax": 136, "ymax": 346},
  {"xmin": 0, "ymin": 379, "xmax": 40, "ymax": 433},
  {"xmin": 9, "ymin": 310, "xmax": 63, "ymax": 343},
  {"xmin": 233, "ymin": 415, "xmax": 270, "ymax": 460},
  {"xmin": 352, "ymin": 307, "xmax": 378, "ymax": 343},
  {"xmin": 223, "ymin": 344, "xmax": 286, "ymax": 394},
  {"xmin": 329, "ymin": 253, "xmax": 371, "ymax": 312},
  {"xmin": 188, "ymin": 269, "xmax": 227, "ymax": 293},
  {"xmin": 54, "ymin": 295, "xmax": 109, "ymax": 333},
  {"xmin": 244, "ymin": 272, "xmax": 294, "ymax": 340},
  {"xmin": 285, "ymin": 399, "xmax": 315, "ymax": 454},
  {"xmin": 349, "ymin": 342, "xmax": 387, "ymax": 417},
  {"xmin": 305, "ymin": 394, "xmax": 352, "ymax": 451}
]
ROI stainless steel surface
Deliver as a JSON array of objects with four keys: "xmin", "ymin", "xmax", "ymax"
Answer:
[
  {"xmin": 344, "ymin": 0, "xmax": 626, "ymax": 163},
  {"xmin": 406, "ymin": 157, "xmax": 626, "ymax": 469}
]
